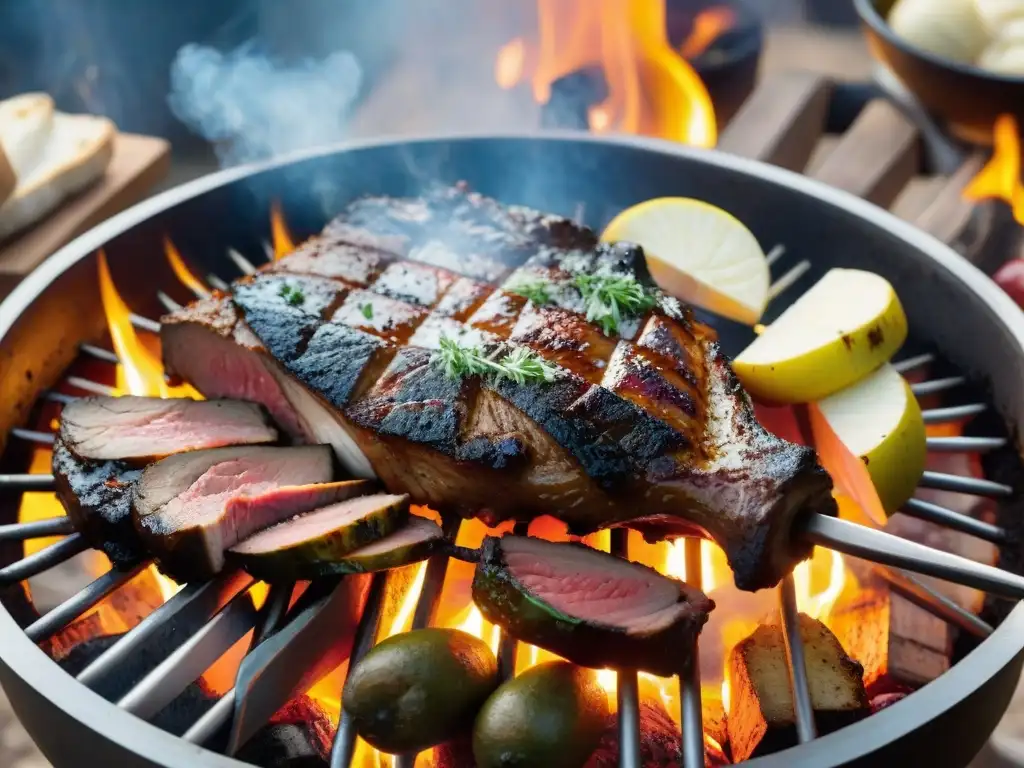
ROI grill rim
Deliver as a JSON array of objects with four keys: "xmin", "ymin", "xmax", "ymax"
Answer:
[{"xmin": 1, "ymin": 131, "xmax": 1023, "ymax": 767}]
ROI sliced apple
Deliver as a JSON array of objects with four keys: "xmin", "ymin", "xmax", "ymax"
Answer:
[
  {"xmin": 809, "ymin": 364, "xmax": 926, "ymax": 520},
  {"xmin": 732, "ymin": 268, "xmax": 907, "ymax": 404},
  {"xmin": 600, "ymin": 197, "xmax": 770, "ymax": 325}
]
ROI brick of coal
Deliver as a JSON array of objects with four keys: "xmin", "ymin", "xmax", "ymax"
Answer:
[
  {"xmin": 235, "ymin": 695, "xmax": 332, "ymax": 768},
  {"xmin": 727, "ymin": 614, "xmax": 869, "ymax": 762},
  {"xmin": 829, "ymin": 584, "xmax": 949, "ymax": 695}
]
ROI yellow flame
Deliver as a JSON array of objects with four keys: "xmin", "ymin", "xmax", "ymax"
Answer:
[
  {"xmin": 163, "ymin": 238, "xmax": 210, "ymax": 298},
  {"xmin": 271, "ymin": 202, "xmax": 296, "ymax": 259},
  {"xmin": 963, "ymin": 113, "xmax": 1024, "ymax": 224},
  {"xmin": 678, "ymin": 6, "xmax": 736, "ymax": 60},
  {"xmin": 495, "ymin": 0, "xmax": 717, "ymax": 146}
]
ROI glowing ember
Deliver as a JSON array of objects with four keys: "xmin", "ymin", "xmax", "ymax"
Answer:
[
  {"xmin": 678, "ymin": 6, "xmax": 736, "ymax": 60},
  {"xmin": 495, "ymin": 0, "xmax": 717, "ymax": 146},
  {"xmin": 271, "ymin": 202, "xmax": 296, "ymax": 259},
  {"xmin": 963, "ymin": 114, "xmax": 1024, "ymax": 224}
]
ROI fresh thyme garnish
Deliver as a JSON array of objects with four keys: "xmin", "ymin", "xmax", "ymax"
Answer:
[
  {"xmin": 359, "ymin": 302, "xmax": 374, "ymax": 320},
  {"xmin": 573, "ymin": 274, "xmax": 656, "ymax": 335},
  {"xmin": 277, "ymin": 282, "xmax": 305, "ymax": 307},
  {"xmin": 435, "ymin": 336, "xmax": 557, "ymax": 385},
  {"xmin": 505, "ymin": 278, "xmax": 551, "ymax": 306}
]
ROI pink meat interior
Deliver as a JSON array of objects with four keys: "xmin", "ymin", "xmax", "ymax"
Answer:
[
  {"xmin": 62, "ymin": 397, "xmax": 276, "ymax": 461},
  {"xmin": 232, "ymin": 493, "xmax": 405, "ymax": 554},
  {"xmin": 502, "ymin": 536, "xmax": 689, "ymax": 635},
  {"xmin": 341, "ymin": 516, "xmax": 442, "ymax": 556}
]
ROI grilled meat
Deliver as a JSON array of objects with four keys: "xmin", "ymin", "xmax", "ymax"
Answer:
[
  {"xmin": 161, "ymin": 184, "xmax": 837, "ymax": 591},
  {"xmin": 53, "ymin": 438, "xmax": 144, "ymax": 567},
  {"xmin": 131, "ymin": 444, "xmax": 361, "ymax": 580},
  {"xmin": 59, "ymin": 395, "xmax": 277, "ymax": 464},
  {"xmin": 473, "ymin": 535, "xmax": 713, "ymax": 676}
]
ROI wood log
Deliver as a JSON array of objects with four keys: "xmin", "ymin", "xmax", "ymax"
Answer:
[
  {"xmin": 726, "ymin": 614, "xmax": 868, "ymax": 762},
  {"xmin": 718, "ymin": 71, "xmax": 832, "ymax": 170},
  {"xmin": 811, "ymin": 100, "xmax": 920, "ymax": 207},
  {"xmin": 829, "ymin": 582, "xmax": 949, "ymax": 695}
]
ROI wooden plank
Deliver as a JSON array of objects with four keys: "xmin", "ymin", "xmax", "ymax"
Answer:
[
  {"xmin": 812, "ymin": 100, "xmax": 920, "ymax": 207},
  {"xmin": 0, "ymin": 133, "xmax": 170, "ymax": 297},
  {"xmin": 718, "ymin": 71, "xmax": 832, "ymax": 171},
  {"xmin": 890, "ymin": 176, "xmax": 950, "ymax": 223},
  {"xmin": 830, "ymin": 583, "xmax": 950, "ymax": 693},
  {"xmin": 805, "ymin": 135, "xmax": 842, "ymax": 178}
]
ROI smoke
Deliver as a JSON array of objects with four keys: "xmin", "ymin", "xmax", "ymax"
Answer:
[{"xmin": 168, "ymin": 41, "xmax": 362, "ymax": 167}]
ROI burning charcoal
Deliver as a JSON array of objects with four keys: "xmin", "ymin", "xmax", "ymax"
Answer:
[
  {"xmin": 726, "ymin": 614, "xmax": 869, "ymax": 762},
  {"xmin": 55, "ymin": 631, "xmax": 125, "ymax": 676},
  {"xmin": 235, "ymin": 695, "xmax": 333, "ymax": 768},
  {"xmin": 701, "ymin": 687, "xmax": 729, "ymax": 758},
  {"xmin": 152, "ymin": 679, "xmax": 220, "ymax": 737},
  {"xmin": 541, "ymin": 66, "xmax": 609, "ymax": 130},
  {"xmin": 472, "ymin": 536, "xmax": 713, "ymax": 677},
  {"xmin": 870, "ymin": 691, "xmax": 910, "ymax": 714}
]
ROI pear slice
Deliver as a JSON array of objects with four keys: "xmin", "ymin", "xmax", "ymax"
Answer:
[
  {"xmin": 732, "ymin": 268, "xmax": 907, "ymax": 404},
  {"xmin": 809, "ymin": 364, "xmax": 926, "ymax": 518},
  {"xmin": 600, "ymin": 197, "xmax": 770, "ymax": 325}
]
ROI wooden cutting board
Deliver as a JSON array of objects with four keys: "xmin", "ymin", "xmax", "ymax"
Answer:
[{"xmin": 0, "ymin": 132, "xmax": 170, "ymax": 298}]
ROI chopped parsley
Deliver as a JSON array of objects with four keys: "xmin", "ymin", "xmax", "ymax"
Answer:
[
  {"xmin": 277, "ymin": 282, "xmax": 305, "ymax": 307},
  {"xmin": 359, "ymin": 302, "xmax": 374, "ymax": 320},
  {"xmin": 506, "ymin": 278, "xmax": 552, "ymax": 306}
]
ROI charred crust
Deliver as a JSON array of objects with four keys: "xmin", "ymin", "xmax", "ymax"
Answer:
[{"xmin": 286, "ymin": 322, "xmax": 392, "ymax": 409}]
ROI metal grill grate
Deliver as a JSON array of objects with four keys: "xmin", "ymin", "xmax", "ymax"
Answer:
[{"xmin": 0, "ymin": 240, "xmax": 1017, "ymax": 768}]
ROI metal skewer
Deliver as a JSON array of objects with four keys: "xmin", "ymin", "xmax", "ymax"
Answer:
[
  {"xmin": 800, "ymin": 514, "xmax": 1024, "ymax": 600},
  {"xmin": 922, "ymin": 404, "xmax": 986, "ymax": 424},
  {"xmin": 130, "ymin": 313, "xmax": 161, "ymax": 334},
  {"xmin": 679, "ymin": 537, "xmax": 706, "ymax": 768},
  {"xmin": 0, "ymin": 474, "xmax": 56, "ymax": 492},
  {"xmin": 779, "ymin": 575, "xmax": 817, "ymax": 742},
  {"xmin": 0, "ymin": 516, "xmax": 72, "ymax": 541},
  {"xmin": 768, "ymin": 260, "xmax": 812, "ymax": 301},
  {"xmin": 901, "ymin": 498, "xmax": 1009, "ymax": 544},
  {"xmin": 765, "ymin": 244, "xmax": 786, "ymax": 267},
  {"xmin": 892, "ymin": 352, "xmax": 935, "ymax": 374},
  {"xmin": 611, "ymin": 530, "xmax": 641, "ymax": 768},
  {"xmin": 207, "ymin": 274, "xmax": 231, "ymax": 292},
  {"xmin": 911, "ymin": 376, "xmax": 965, "ymax": 396},
  {"xmin": 78, "ymin": 344, "xmax": 120, "ymax": 364},
  {"xmin": 876, "ymin": 567, "xmax": 993, "ymax": 638},
  {"xmin": 157, "ymin": 291, "xmax": 182, "ymax": 313},
  {"xmin": 918, "ymin": 471, "xmax": 1012, "ymax": 498},
  {"xmin": 10, "ymin": 429, "xmax": 55, "ymax": 445},
  {"xmin": 925, "ymin": 436, "xmax": 1007, "ymax": 453},
  {"xmin": 227, "ymin": 249, "xmax": 258, "ymax": 275},
  {"xmin": 66, "ymin": 376, "xmax": 117, "ymax": 397},
  {"xmin": 0, "ymin": 534, "xmax": 88, "ymax": 586}
]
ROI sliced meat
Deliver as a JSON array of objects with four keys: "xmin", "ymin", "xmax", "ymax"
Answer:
[
  {"xmin": 59, "ymin": 396, "xmax": 277, "ymax": 464},
  {"xmin": 162, "ymin": 185, "xmax": 837, "ymax": 591},
  {"xmin": 132, "ymin": 444, "xmax": 339, "ymax": 581},
  {"xmin": 472, "ymin": 535, "xmax": 714, "ymax": 676},
  {"xmin": 53, "ymin": 438, "xmax": 143, "ymax": 567},
  {"xmin": 230, "ymin": 493, "xmax": 410, "ymax": 580}
]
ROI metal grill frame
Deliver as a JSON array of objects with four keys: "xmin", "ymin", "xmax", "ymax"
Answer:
[{"xmin": 0, "ymin": 133, "xmax": 1023, "ymax": 768}]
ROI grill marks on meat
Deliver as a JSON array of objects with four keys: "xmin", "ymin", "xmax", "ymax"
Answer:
[
  {"xmin": 161, "ymin": 185, "xmax": 836, "ymax": 590},
  {"xmin": 59, "ymin": 396, "xmax": 277, "ymax": 464},
  {"xmin": 132, "ymin": 444, "xmax": 342, "ymax": 580}
]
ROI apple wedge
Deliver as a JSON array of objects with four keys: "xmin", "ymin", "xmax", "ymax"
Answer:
[
  {"xmin": 600, "ymin": 197, "xmax": 770, "ymax": 325},
  {"xmin": 809, "ymin": 364, "xmax": 926, "ymax": 519},
  {"xmin": 732, "ymin": 268, "xmax": 907, "ymax": 403}
]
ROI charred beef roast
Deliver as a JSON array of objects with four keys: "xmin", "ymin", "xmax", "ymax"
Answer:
[{"xmin": 161, "ymin": 184, "xmax": 837, "ymax": 591}]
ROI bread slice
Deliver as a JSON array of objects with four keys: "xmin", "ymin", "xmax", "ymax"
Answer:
[
  {"xmin": 0, "ymin": 93, "xmax": 55, "ymax": 179},
  {"xmin": 0, "ymin": 112, "xmax": 115, "ymax": 242}
]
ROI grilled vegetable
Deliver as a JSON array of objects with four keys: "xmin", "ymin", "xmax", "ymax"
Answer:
[
  {"xmin": 726, "ymin": 614, "xmax": 869, "ymax": 761},
  {"xmin": 229, "ymin": 493, "xmax": 410, "ymax": 580},
  {"xmin": 473, "ymin": 661, "xmax": 609, "ymax": 768},
  {"xmin": 472, "ymin": 535, "xmax": 714, "ymax": 677},
  {"xmin": 161, "ymin": 184, "xmax": 839, "ymax": 592},
  {"xmin": 342, "ymin": 628, "xmax": 499, "ymax": 754}
]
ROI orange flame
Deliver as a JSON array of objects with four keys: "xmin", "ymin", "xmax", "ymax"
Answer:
[
  {"xmin": 679, "ymin": 6, "xmax": 736, "ymax": 60},
  {"xmin": 271, "ymin": 202, "xmax": 296, "ymax": 259},
  {"xmin": 963, "ymin": 114, "xmax": 1024, "ymax": 224},
  {"xmin": 163, "ymin": 238, "xmax": 210, "ymax": 298},
  {"xmin": 495, "ymin": 0, "xmax": 717, "ymax": 146}
]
